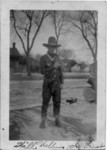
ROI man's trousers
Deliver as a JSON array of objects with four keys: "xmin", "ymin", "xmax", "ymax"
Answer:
[{"xmin": 41, "ymin": 80, "xmax": 61, "ymax": 119}]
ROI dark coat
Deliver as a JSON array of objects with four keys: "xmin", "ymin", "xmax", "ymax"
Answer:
[{"xmin": 40, "ymin": 53, "xmax": 64, "ymax": 84}]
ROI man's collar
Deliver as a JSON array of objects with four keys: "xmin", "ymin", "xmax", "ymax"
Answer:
[{"xmin": 47, "ymin": 52, "xmax": 56, "ymax": 61}]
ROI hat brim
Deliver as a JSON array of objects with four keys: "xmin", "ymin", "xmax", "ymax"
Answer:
[{"xmin": 43, "ymin": 43, "xmax": 61, "ymax": 48}]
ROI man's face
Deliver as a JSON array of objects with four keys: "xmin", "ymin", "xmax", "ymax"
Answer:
[{"xmin": 48, "ymin": 47, "xmax": 56, "ymax": 54}]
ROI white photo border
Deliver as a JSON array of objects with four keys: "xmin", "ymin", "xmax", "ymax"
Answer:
[{"xmin": 1, "ymin": 1, "xmax": 106, "ymax": 150}]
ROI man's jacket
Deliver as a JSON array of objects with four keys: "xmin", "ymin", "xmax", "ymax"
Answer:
[{"xmin": 40, "ymin": 53, "xmax": 64, "ymax": 84}]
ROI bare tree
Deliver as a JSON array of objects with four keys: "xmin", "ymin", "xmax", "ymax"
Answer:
[
  {"xmin": 67, "ymin": 11, "xmax": 98, "ymax": 63},
  {"xmin": 50, "ymin": 11, "xmax": 69, "ymax": 53},
  {"xmin": 59, "ymin": 49, "xmax": 76, "ymax": 72},
  {"xmin": 11, "ymin": 10, "xmax": 49, "ymax": 76},
  {"xmin": 59, "ymin": 49, "xmax": 73, "ymax": 60}
]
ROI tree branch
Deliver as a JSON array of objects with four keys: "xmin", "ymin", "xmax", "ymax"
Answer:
[
  {"xmin": 15, "ymin": 26, "xmax": 28, "ymax": 32},
  {"xmin": 80, "ymin": 19, "xmax": 95, "ymax": 60},
  {"xmin": 29, "ymin": 11, "xmax": 47, "ymax": 51},
  {"xmin": 11, "ymin": 10, "xmax": 27, "ymax": 54},
  {"xmin": 27, "ymin": 17, "xmax": 32, "ymax": 54},
  {"xmin": 58, "ymin": 13, "xmax": 65, "ymax": 35},
  {"xmin": 71, "ymin": 21, "xmax": 82, "ymax": 31},
  {"xmin": 53, "ymin": 11, "xmax": 58, "ymax": 38}
]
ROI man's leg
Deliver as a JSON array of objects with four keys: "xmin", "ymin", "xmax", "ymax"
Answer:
[
  {"xmin": 52, "ymin": 86, "xmax": 61, "ymax": 127},
  {"xmin": 40, "ymin": 82, "xmax": 51, "ymax": 128}
]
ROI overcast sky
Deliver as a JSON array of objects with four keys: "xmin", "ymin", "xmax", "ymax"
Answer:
[{"xmin": 10, "ymin": 11, "xmax": 93, "ymax": 64}]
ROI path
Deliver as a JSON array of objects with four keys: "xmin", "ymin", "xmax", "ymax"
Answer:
[{"xmin": 10, "ymin": 79, "xmax": 96, "ymax": 141}]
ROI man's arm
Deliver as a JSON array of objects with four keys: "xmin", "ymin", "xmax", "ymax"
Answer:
[
  {"xmin": 54, "ymin": 55, "xmax": 64, "ymax": 84},
  {"xmin": 59, "ymin": 66, "xmax": 64, "ymax": 84}
]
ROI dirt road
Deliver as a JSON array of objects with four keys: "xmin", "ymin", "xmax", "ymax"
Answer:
[{"xmin": 10, "ymin": 79, "xmax": 96, "ymax": 141}]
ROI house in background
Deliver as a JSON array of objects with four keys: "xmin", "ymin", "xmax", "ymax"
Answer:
[
  {"xmin": 29, "ymin": 57, "xmax": 40, "ymax": 73},
  {"xmin": 19, "ymin": 56, "xmax": 40, "ymax": 73},
  {"xmin": 60, "ymin": 58, "xmax": 77, "ymax": 72},
  {"xmin": 10, "ymin": 43, "xmax": 40, "ymax": 73},
  {"xmin": 71, "ymin": 64, "xmax": 80, "ymax": 72},
  {"xmin": 10, "ymin": 42, "xmax": 21, "ymax": 72}
]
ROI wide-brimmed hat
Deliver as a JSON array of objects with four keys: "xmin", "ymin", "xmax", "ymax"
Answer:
[{"xmin": 43, "ymin": 36, "xmax": 61, "ymax": 48}]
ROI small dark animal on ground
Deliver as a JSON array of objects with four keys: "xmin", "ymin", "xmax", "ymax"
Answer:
[{"xmin": 66, "ymin": 97, "xmax": 77, "ymax": 104}]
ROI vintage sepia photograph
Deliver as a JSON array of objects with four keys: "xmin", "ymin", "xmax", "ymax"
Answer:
[
  {"xmin": 1, "ymin": 1, "xmax": 106, "ymax": 150},
  {"xmin": 9, "ymin": 10, "xmax": 97, "ymax": 141}
]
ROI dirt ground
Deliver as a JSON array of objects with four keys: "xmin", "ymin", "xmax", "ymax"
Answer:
[{"xmin": 10, "ymin": 79, "xmax": 96, "ymax": 141}]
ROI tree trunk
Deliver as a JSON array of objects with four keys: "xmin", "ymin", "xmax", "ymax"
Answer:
[
  {"xmin": 93, "ymin": 54, "xmax": 96, "ymax": 64},
  {"xmin": 26, "ymin": 55, "xmax": 31, "ymax": 77},
  {"xmin": 56, "ymin": 36, "xmax": 59, "ymax": 54}
]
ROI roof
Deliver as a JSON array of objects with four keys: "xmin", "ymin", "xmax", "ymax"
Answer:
[
  {"xmin": 10, "ymin": 47, "xmax": 20, "ymax": 57},
  {"xmin": 61, "ymin": 59, "xmax": 77, "ymax": 67}
]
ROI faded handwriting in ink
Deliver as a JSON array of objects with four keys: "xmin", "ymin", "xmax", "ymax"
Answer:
[
  {"xmin": 14, "ymin": 141, "xmax": 64, "ymax": 149},
  {"xmin": 14, "ymin": 141, "xmax": 27, "ymax": 148},
  {"xmin": 68, "ymin": 137, "xmax": 105, "ymax": 150},
  {"xmin": 68, "ymin": 138, "xmax": 81, "ymax": 149},
  {"xmin": 14, "ymin": 141, "xmax": 39, "ymax": 149},
  {"xmin": 87, "ymin": 142, "xmax": 105, "ymax": 149},
  {"xmin": 39, "ymin": 141, "xmax": 65, "ymax": 149},
  {"xmin": 14, "ymin": 139, "xmax": 105, "ymax": 150},
  {"xmin": 86, "ymin": 136, "xmax": 105, "ymax": 149}
]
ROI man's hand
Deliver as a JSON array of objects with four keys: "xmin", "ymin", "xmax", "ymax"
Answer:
[{"xmin": 54, "ymin": 62, "xmax": 60, "ymax": 68}]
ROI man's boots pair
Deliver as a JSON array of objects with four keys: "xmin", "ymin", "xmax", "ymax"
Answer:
[
  {"xmin": 40, "ymin": 117, "xmax": 61, "ymax": 128},
  {"xmin": 39, "ymin": 118, "xmax": 46, "ymax": 129}
]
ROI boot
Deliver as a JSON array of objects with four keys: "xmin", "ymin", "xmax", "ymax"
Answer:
[
  {"xmin": 55, "ymin": 117, "xmax": 61, "ymax": 127},
  {"xmin": 39, "ymin": 118, "xmax": 46, "ymax": 129}
]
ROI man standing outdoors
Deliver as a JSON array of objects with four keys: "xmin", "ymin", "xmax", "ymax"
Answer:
[{"xmin": 40, "ymin": 36, "xmax": 64, "ymax": 129}]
